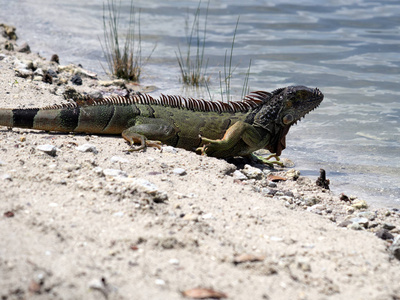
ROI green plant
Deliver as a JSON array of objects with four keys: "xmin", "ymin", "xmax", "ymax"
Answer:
[
  {"xmin": 176, "ymin": 1, "xmax": 210, "ymax": 86},
  {"xmin": 101, "ymin": 0, "xmax": 147, "ymax": 81},
  {"xmin": 217, "ymin": 17, "xmax": 252, "ymax": 102}
]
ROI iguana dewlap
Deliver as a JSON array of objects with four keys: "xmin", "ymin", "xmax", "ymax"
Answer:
[{"xmin": 0, "ymin": 86, "xmax": 323, "ymax": 160}]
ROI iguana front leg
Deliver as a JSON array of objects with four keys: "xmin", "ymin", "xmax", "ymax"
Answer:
[
  {"xmin": 122, "ymin": 121, "xmax": 177, "ymax": 151},
  {"xmin": 197, "ymin": 121, "xmax": 283, "ymax": 166}
]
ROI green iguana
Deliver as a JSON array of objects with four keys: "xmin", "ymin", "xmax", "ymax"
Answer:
[{"xmin": 0, "ymin": 86, "xmax": 323, "ymax": 164}]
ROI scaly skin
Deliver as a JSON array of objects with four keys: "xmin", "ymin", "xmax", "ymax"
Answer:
[{"xmin": 0, "ymin": 86, "xmax": 323, "ymax": 163}]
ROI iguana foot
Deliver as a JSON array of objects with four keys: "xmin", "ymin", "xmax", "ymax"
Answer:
[
  {"xmin": 127, "ymin": 140, "xmax": 162, "ymax": 152},
  {"xmin": 196, "ymin": 135, "xmax": 231, "ymax": 156},
  {"xmin": 251, "ymin": 153, "xmax": 284, "ymax": 168}
]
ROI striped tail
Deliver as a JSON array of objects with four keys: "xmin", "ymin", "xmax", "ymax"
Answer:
[{"xmin": 0, "ymin": 107, "xmax": 77, "ymax": 132}]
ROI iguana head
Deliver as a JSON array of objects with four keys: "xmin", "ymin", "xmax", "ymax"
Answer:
[{"xmin": 252, "ymin": 86, "xmax": 324, "ymax": 155}]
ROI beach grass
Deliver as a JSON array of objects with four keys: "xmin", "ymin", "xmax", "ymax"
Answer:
[
  {"xmin": 176, "ymin": 1, "xmax": 210, "ymax": 86},
  {"xmin": 215, "ymin": 17, "xmax": 252, "ymax": 102},
  {"xmin": 100, "ymin": 0, "xmax": 146, "ymax": 81}
]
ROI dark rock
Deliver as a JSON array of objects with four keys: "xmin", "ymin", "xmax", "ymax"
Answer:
[
  {"xmin": 17, "ymin": 42, "xmax": 30, "ymax": 53},
  {"xmin": 339, "ymin": 193, "xmax": 351, "ymax": 202},
  {"xmin": 389, "ymin": 236, "xmax": 400, "ymax": 260},
  {"xmin": 46, "ymin": 69, "xmax": 58, "ymax": 78},
  {"xmin": 383, "ymin": 223, "xmax": 396, "ymax": 230},
  {"xmin": 4, "ymin": 41, "xmax": 14, "ymax": 51},
  {"xmin": 50, "ymin": 54, "xmax": 59, "ymax": 64},
  {"xmin": 338, "ymin": 220, "xmax": 352, "ymax": 228},
  {"xmin": 71, "ymin": 74, "xmax": 82, "ymax": 85},
  {"xmin": 375, "ymin": 229, "xmax": 394, "ymax": 240},
  {"xmin": 316, "ymin": 168, "xmax": 330, "ymax": 189},
  {"xmin": 42, "ymin": 71, "xmax": 53, "ymax": 84},
  {"xmin": 0, "ymin": 23, "xmax": 17, "ymax": 40}
]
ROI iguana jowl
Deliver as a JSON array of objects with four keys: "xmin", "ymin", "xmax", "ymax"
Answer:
[{"xmin": 0, "ymin": 86, "xmax": 323, "ymax": 162}]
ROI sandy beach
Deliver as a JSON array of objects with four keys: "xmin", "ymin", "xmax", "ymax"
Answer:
[{"xmin": 1, "ymin": 24, "xmax": 400, "ymax": 300}]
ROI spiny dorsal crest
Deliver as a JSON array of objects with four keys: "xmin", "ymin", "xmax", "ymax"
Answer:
[{"xmin": 44, "ymin": 92, "xmax": 273, "ymax": 114}]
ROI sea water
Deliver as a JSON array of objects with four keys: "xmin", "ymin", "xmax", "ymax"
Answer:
[{"xmin": 0, "ymin": 0, "xmax": 399, "ymax": 207}]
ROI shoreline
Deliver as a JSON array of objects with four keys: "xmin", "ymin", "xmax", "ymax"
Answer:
[{"xmin": 1, "ymin": 25, "xmax": 400, "ymax": 299}]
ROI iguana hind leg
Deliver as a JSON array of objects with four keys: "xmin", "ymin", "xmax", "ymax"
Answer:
[
  {"xmin": 197, "ymin": 121, "xmax": 265, "ymax": 156},
  {"xmin": 122, "ymin": 121, "xmax": 177, "ymax": 151}
]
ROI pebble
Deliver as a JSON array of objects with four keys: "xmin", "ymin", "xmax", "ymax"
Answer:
[
  {"xmin": 173, "ymin": 168, "xmax": 187, "ymax": 176},
  {"xmin": 155, "ymin": 279, "xmax": 166, "ymax": 286},
  {"xmin": 350, "ymin": 217, "xmax": 369, "ymax": 228},
  {"xmin": 103, "ymin": 168, "xmax": 127, "ymax": 178},
  {"xmin": 303, "ymin": 196, "xmax": 320, "ymax": 207},
  {"xmin": 71, "ymin": 74, "xmax": 82, "ymax": 85},
  {"xmin": 348, "ymin": 223, "xmax": 364, "ymax": 230},
  {"xmin": 14, "ymin": 68, "xmax": 32, "ymax": 78},
  {"xmin": 123, "ymin": 178, "xmax": 160, "ymax": 194},
  {"xmin": 351, "ymin": 199, "xmax": 368, "ymax": 209},
  {"xmin": 75, "ymin": 144, "xmax": 98, "ymax": 154},
  {"xmin": 169, "ymin": 258, "xmax": 180, "ymax": 265},
  {"xmin": 357, "ymin": 211, "xmax": 376, "ymax": 221},
  {"xmin": 46, "ymin": 69, "xmax": 58, "ymax": 77},
  {"xmin": 286, "ymin": 169, "xmax": 300, "ymax": 180},
  {"xmin": 0, "ymin": 160, "xmax": 6, "ymax": 166},
  {"xmin": 383, "ymin": 223, "xmax": 396, "ymax": 230},
  {"xmin": 17, "ymin": 42, "xmax": 30, "ymax": 53},
  {"xmin": 162, "ymin": 146, "xmax": 178, "ymax": 154},
  {"xmin": 307, "ymin": 204, "xmax": 325, "ymax": 213},
  {"xmin": 232, "ymin": 170, "xmax": 247, "ymax": 180},
  {"xmin": 36, "ymin": 144, "xmax": 57, "ymax": 156},
  {"xmin": 375, "ymin": 229, "xmax": 394, "ymax": 240},
  {"xmin": 242, "ymin": 164, "xmax": 263, "ymax": 180},
  {"xmin": 110, "ymin": 156, "xmax": 129, "ymax": 164},
  {"xmin": 389, "ymin": 235, "xmax": 400, "ymax": 260},
  {"xmin": 1, "ymin": 173, "xmax": 12, "ymax": 181},
  {"xmin": 261, "ymin": 188, "xmax": 276, "ymax": 196}
]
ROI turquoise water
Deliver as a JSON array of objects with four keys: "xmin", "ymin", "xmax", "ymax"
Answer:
[{"xmin": 1, "ymin": 0, "xmax": 399, "ymax": 207}]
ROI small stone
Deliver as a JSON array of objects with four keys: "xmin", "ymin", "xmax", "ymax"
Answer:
[
  {"xmin": 155, "ymin": 279, "xmax": 165, "ymax": 286},
  {"xmin": 162, "ymin": 146, "xmax": 178, "ymax": 153},
  {"xmin": 173, "ymin": 168, "xmax": 187, "ymax": 176},
  {"xmin": 232, "ymin": 170, "xmax": 247, "ymax": 180},
  {"xmin": 46, "ymin": 69, "xmax": 58, "ymax": 77},
  {"xmin": 351, "ymin": 199, "xmax": 368, "ymax": 209},
  {"xmin": 389, "ymin": 235, "xmax": 400, "ymax": 260},
  {"xmin": 307, "ymin": 204, "xmax": 325, "ymax": 213},
  {"xmin": 0, "ymin": 160, "xmax": 6, "ymax": 166},
  {"xmin": 286, "ymin": 169, "xmax": 300, "ymax": 180},
  {"xmin": 375, "ymin": 229, "xmax": 394, "ymax": 240},
  {"xmin": 338, "ymin": 220, "xmax": 352, "ymax": 228},
  {"xmin": 71, "ymin": 74, "xmax": 82, "ymax": 85},
  {"xmin": 279, "ymin": 196, "xmax": 293, "ymax": 204},
  {"xmin": 242, "ymin": 164, "xmax": 263, "ymax": 180},
  {"xmin": 268, "ymin": 181, "xmax": 277, "ymax": 188},
  {"xmin": 17, "ymin": 42, "xmax": 31, "ymax": 53},
  {"xmin": 14, "ymin": 68, "xmax": 32, "ymax": 78},
  {"xmin": 169, "ymin": 258, "xmax": 180, "ymax": 265},
  {"xmin": 36, "ymin": 144, "xmax": 57, "ymax": 156},
  {"xmin": 113, "ymin": 211, "xmax": 124, "ymax": 217},
  {"xmin": 183, "ymin": 214, "xmax": 199, "ymax": 222},
  {"xmin": 103, "ymin": 169, "xmax": 127, "ymax": 178},
  {"xmin": 110, "ymin": 156, "xmax": 129, "ymax": 164},
  {"xmin": 33, "ymin": 68, "xmax": 44, "ymax": 77},
  {"xmin": 76, "ymin": 144, "xmax": 98, "ymax": 154},
  {"xmin": 350, "ymin": 217, "xmax": 369, "ymax": 228},
  {"xmin": 261, "ymin": 188, "xmax": 276, "ymax": 196},
  {"xmin": 357, "ymin": 211, "xmax": 376, "ymax": 221},
  {"xmin": 348, "ymin": 223, "xmax": 364, "ymax": 230},
  {"xmin": 303, "ymin": 196, "xmax": 319, "ymax": 207},
  {"xmin": 345, "ymin": 205, "xmax": 355, "ymax": 214},
  {"xmin": 383, "ymin": 223, "xmax": 396, "ymax": 230},
  {"xmin": 202, "ymin": 213, "xmax": 213, "ymax": 219}
]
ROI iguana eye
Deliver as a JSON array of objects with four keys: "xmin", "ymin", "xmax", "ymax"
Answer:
[{"xmin": 283, "ymin": 114, "xmax": 293, "ymax": 124}]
